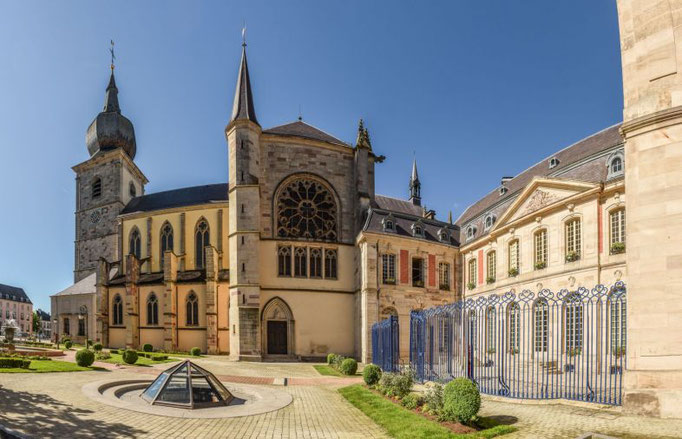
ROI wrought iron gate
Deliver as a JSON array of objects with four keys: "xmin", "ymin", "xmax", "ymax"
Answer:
[
  {"xmin": 409, "ymin": 283, "xmax": 627, "ymax": 405},
  {"xmin": 372, "ymin": 315, "xmax": 400, "ymax": 373}
]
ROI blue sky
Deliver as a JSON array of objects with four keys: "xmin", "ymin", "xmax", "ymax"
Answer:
[{"xmin": 0, "ymin": 1, "xmax": 623, "ymax": 311}]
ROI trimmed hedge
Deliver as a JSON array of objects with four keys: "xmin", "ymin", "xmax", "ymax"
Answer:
[
  {"xmin": 151, "ymin": 354, "xmax": 168, "ymax": 361},
  {"xmin": 190, "ymin": 347, "xmax": 201, "ymax": 356},
  {"xmin": 0, "ymin": 358, "xmax": 31, "ymax": 369},
  {"xmin": 362, "ymin": 364, "xmax": 382, "ymax": 386},
  {"xmin": 327, "ymin": 353, "xmax": 338, "ymax": 365},
  {"xmin": 93, "ymin": 343, "xmax": 103, "ymax": 352},
  {"xmin": 142, "ymin": 343, "xmax": 153, "ymax": 352},
  {"xmin": 442, "ymin": 378, "xmax": 480, "ymax": 423},
  {"xmin": 122, "ymin": 349, "xmax": 138, "ymax": 365},
  {"xmin": 75, "ymin": 349, "xmax": 95, "ymax": 367},
  {"xmin": 64, "ymin": 341, "xmax": 73, "ymax": 349},
  {"xmin": 339, "ymin": 358, "xmax": 358, "ymax": 375}
]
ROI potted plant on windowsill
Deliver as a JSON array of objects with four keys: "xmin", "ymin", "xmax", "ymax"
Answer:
[
  {"xmin": 486, "ymin": 276, "xmax": 496, "ymax": 284},
  {"xmin": 508, "ymin": 267, "xmax": 519, "ymax": 277},
  {"xmin": 565, "ymin": 251, "xmax": 580, "ymax": 263},
  {"xmin": 610, "ymin": 242, "xmax": 626, "ymax": 255},
  {"xmin": 383, "ymin": 277, "xmax": 396, "ymax": 285},
  {"xmin": 534, "ymin": 261, "xmax": 547, "ymax": 270},
  {"xmin": 467, "ymin": 282, "xmax": 476, "ymax": 290}
]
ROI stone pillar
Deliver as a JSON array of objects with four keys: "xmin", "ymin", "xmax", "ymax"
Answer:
[
  {"xmin": 617, "ymin": 0, "xmax": 682, "ymax": 418},
  {"xmin": 226, "ymin": 119, "xmax": 263, "ymax": 361},
  {"xmin": 205, "ymin": 246, "xmax": 219, "ymax": 354},
  {"xmin": 124, "ymin": 254, "xmax": 140, "ymax": 349},
  {"xmin": 163, "ymin": 251, "xmax": 178, "ymax": 351},
  {"xmin": 95, "ymin": 258, "xmax": 110, "ymax": 345},
  {"xmin": 359, "ymin": 239, "xmax": 379, "ymax": 363}
]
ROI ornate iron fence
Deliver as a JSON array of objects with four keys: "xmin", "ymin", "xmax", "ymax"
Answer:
[
  {"xmin": 409, "ymin": 282, "xmax": 627, "ymax": 406},
  {"xmin": 372, "ymin": 315, "xmax": 400, "ymax": 372}
]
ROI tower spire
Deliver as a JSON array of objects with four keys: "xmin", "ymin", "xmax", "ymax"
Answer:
[
  {"xmin": 409, "ymin": 158, "xmax": 421, "ymax": 206},
  {"xmin": 230, "ymin": 34, "xmax": 259, "ymax": 125}
]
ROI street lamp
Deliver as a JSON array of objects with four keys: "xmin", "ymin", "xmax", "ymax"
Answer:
[
  {"xmin": 79, "ymin": 305, "xmax": 88, "ymax": 348},
  {"xmin": 53, "ymin": 318, "xmax": 58, "ymax": 348}
]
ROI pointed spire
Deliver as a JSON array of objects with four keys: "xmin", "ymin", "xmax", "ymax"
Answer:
[
  {"xmin": 230, "ymin": 42, "xmax": 259, "ymax": 125},
  {"xmin": 355, "ymin": 119, "xmax": 371, "ymax": 149},
  {"xmin": 103, "ymin": 71, "xmax": 121, "ymax": 114},
  {"xmin": 409, "ymin": 158, "xmax": 421, "ymax": 206}
]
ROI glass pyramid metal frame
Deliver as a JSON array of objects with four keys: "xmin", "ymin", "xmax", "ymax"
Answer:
[{"xmin": 141, "ymin": 360, "xmax": 234, "ymax": 409}]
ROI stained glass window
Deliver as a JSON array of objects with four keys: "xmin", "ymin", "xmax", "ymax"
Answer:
[{"xmin": 277, "ymin": 179, "xmax": 337, "ymax": 241}]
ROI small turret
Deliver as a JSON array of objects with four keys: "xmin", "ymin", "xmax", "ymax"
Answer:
[{"xmin": 409, "ymin": 158, "xmax": 421, "ymax": 206}]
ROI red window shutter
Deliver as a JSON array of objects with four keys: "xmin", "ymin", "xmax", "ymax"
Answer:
[
  {"xmin": 478, "ymin": 249, "xmax": 484, "ymax": 285},
  {"xmin": 400, "ymin": 250, "xmax": 409, "ymax": 284},
  {"xmin": 428, "ymin": 254, "xmax": 436, "ymax": 287}
]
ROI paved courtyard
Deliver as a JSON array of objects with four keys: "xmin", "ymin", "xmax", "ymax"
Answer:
[{"xmin": 0, "ymin": 356, "xmax": 681, "ymax": 438}]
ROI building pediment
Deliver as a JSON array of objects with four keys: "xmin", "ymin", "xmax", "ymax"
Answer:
[{"xmin": 491, "ymin": 178, "xmax": 598, "ymax": 232}]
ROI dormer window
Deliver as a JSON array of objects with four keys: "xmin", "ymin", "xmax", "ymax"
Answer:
[
  {"xmin": 606, "ymin": 150, "xmax": 624, "ymax": 179},
  {"xmin": 499, "ymin": 187, "xmax": 508, "ymax": 196},
  {"xmin": 411, "ymin": 221, "xmax": 425, "ymax": 238},
  {"xmin": 549, "ymin": 157, "xmax": 560, "ymax": 169},
  {"xmin": 438, "ymin": 228, "xmax": 450, "ymax": 243},
  {"xmin": 484, "ymin": 214, "xmax": 496, "ymax": 231},
  {"xmin": 466, "ymin": 225, "xmax": 476, "ymax": 241},
  {"xmin": 382, "ymin": 215, "xmax": 396, "ymax": 233}
]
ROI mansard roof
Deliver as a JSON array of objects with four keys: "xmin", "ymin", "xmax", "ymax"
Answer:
[
  {"xmin": 363, "ymin": 204, "xmax": 459, "ymax": 246},
  {"xmin": 456, "ymin": 123, "xmax": 624, "ymax": 234},
  {"xmin": 263, "ymin": 121, "xmax": 349, "ymax": 147},
  {"xmin": 0, "ymin": 283, "xmax": 32, "ymax": 303},
  {"xmin": 373, "ymin": 195, "xmax": 425, "ymax": 217},
  {"xmin": 121, "ymin": 183, "xmax": 228, "ymax": 215},
  {"xmin": 36, "ymin": 309, "xmax": 51, "ymax": 320}
]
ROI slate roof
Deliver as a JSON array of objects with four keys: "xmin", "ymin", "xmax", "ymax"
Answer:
[
  {"xmin": 230, "ymin": 46, "xmax": 259, "ymax": 125},
  {"xmin": 36, "ymin": 309, "xmax": 51, "ymax": 321},
  {"xmin": 263, "ymin": 121, "xmax": 349, "ymax": 147},
  {"xmin": 364, "ymin": 208, "xmax": 459, "ymax": 246},
  {"xmin": 456, "ymin": 124, "xmax": 624, "ymax": 234},
  {"xmin": 52, "ymin": 272, "xmax": 96, "ymax": 297},
  {"xmin": 121, "ymin": 184, "xmax": 228, "ymax": 215},
  {"xmin": 0, "ymin": 284, "xmax": 32, "ymax": 303},
  {"xmin": 373, "ymin": 195, "xmax": 425, "ymax": 217}
]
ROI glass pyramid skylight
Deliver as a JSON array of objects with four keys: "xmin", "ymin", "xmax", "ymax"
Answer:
[{"xmin": 141, "ymin": 360, "xmax": 234, "ymax": 409}]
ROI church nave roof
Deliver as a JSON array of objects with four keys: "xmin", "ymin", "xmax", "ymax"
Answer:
[
  {"xmin": 121, "ymin": 183, "xmax": 228, "ymax": 215},
  {"xmin": 263, "ymin": 120, "xmax": 349, "ymax": 147}
]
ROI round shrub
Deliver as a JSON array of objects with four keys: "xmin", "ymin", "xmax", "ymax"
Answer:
[
  {"xmin": 401, "ymin": 393, "xmax": 424, "ymax": 410},
  {"xmin": 442, "ymin": 378, "xmax": 480, "ymax": 424},
  {"xmin": 75, "ymin": 349, "xmax": 95, "ymax": 367},
  {"xmin": 339, "ymin": 358, "xmax": 358, "ymax": 375},
  {"xmin": 326, "ymin": 353, "xmax": 338, "ymax": 365},
  {"xmin": 190, "ymin": 347, "xmax": 201, "ymax": 356},
  {"xmin": 363, "ymin": 364, "xmax": 382, "ymax": 386},
  {"xmin": 122, "ymin": 349, "xmax": 138, "ymax": 365},
  {"xmin": 142, "ymin": 343, "xmax": 153, "ymax": 352},
  {"xmin": 64, "ymin": 340, "xmax": 73, "ymax": 349},
  {"xmin": 93, "ymin": 343, "xmax": 103, "ymax": 352}
]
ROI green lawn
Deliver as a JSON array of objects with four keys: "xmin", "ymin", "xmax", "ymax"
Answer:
[
  {"xmin": 314, "ymin": 365, "xmax": 345, "ymax": 376},
  {"xmin": 0, "ymin": 360, "xmax": 96, "ymax": 373},
  {"xmin": 100, "ymin": 353, "xmax": 179, "ymax": 367},
  {"xmin": 338, "ymin": 385, "xmax": 516, "ymax": 439}
]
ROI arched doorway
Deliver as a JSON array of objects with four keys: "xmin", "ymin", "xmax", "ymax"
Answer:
[{"xmin": 261, "ymin": 297, "xmax": 295, "ymax": 358}]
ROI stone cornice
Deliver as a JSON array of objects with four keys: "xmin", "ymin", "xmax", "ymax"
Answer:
[{"xmin": 621, "ymin": 105, "xmax": 682, "ymax": 137}]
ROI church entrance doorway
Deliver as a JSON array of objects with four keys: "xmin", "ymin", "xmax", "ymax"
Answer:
[
  {"xmin": 261, "ymin": 297, "xmax": 295, "ymax": 358},
  {"xmin": 267, "ymin": 321, "xmax": 287, "ymax": 354}
]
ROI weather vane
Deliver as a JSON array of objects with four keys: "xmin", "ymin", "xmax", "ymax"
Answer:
[
  {"xmin": 241, "ymin": 22, "xmax": 247, "ymax": 47},
  {"xmin": 109, "ymin": 40, "xmax": 116, "ymax": 71}
]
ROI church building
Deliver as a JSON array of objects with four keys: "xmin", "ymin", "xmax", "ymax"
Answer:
[{"xmin": 52, "ymin": 43, "xmax": 459, "ymax": 361}]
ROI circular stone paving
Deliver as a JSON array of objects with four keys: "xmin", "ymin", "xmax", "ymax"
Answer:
[{"xmin": 82, "ymin": 379, "xmax": 293, "ymax": 419}]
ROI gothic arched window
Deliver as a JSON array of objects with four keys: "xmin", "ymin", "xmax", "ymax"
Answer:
[
  {"xmin": 129, "ymin": 228, "xmax": 141, "ymax": 259},
  {"xmin": 186, "ymin": 292, "xmax": 198, "ymax": 326},
  {"xmin": 276, "ymin": 177, "xmax": 337, "ymax": 241},
  {"xmin": 147, "ymin": 293, "xmax": 158, "ymax": 326},
  {"xmin": 160, "ymin": 222, "xmax": 174, "ymax": 269},
  {"xmin": 195, "ymin": 219, "xmax": 210, "ymax": 269},
  {"xmin": 113, "ymin": 294, "xmax": 123, "ymax": 326}
]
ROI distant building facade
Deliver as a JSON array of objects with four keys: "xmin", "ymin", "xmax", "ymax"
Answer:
[
  {"xmin": 0, "ymin": 284, "xmax": 33, "ymax": 335},
  {"xmin": 35, "ymin": 309, "xmax": 51, "ymax": 339}
]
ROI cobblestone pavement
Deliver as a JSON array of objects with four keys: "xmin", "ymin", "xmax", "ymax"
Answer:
[{"xmin": 1, "ymin": 357, "xmax": 682, "ymax": 438}]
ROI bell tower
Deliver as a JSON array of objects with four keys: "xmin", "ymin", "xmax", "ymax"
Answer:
[
  {"xmin": 226, "ymin": 41, "xmax": 263, "ymax": 360},
  {"xmin": 73, "ymin": 59, "xmax": 148, "ymax": 282}
]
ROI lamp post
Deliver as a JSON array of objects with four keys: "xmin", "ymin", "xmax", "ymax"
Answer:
[
  {"xmin": 79, "ymin": 305, "xmax": 88, "ymax": 348},
  {"xmin": 53, "ymin": 318, "xmax": 58, "ymax": 348}
]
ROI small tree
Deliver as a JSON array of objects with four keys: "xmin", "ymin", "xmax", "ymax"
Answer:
[{"xmin": 32, "ymin": 311, "xmax": 41, "ymax": 337}]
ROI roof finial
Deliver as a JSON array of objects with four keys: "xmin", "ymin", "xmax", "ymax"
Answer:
[
  {"xmin": 355, "ymin": 118, "xmax": 371, "ymax": 149},
  {"xmin": 241, "ymin": 22, "xmax": 247, "ymax": 47},
  {"xmin": 298, "ymin": 104, "xmax": 302, "ymax": 121},
  {"xmin": 109, "ymin": 40, "xmax": 116, "ymax": 71},
  {"xmin": 409, "ymin": 157, "xmax": 421, "ymax": 206}
]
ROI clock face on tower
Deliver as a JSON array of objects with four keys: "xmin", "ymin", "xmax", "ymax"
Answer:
[{"xmin": 90, "ymin": 210, "xmax": 101, "ymax": 224}]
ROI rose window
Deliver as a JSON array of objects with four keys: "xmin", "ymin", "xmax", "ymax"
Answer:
[{"xmin": 277, "ymin": 179, "xmax": 337, "ymax": 241}]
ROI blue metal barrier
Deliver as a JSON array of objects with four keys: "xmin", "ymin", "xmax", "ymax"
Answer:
[
  {"xmin": 409, "ymin": 282, "xmax": 626, "ymax": 406},
  {"xmin": 372, "ymin": 315, "xmax": 400, "ymax": 372}
]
